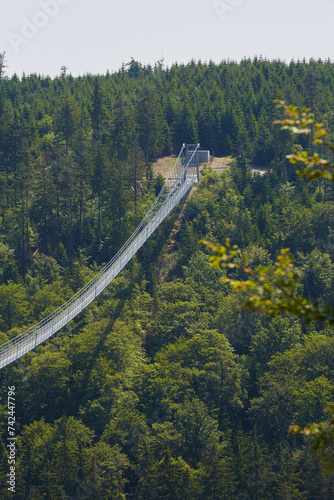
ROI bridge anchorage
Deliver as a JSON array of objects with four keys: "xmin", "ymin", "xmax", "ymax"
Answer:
[{"xmin": 0, "ymin": 144, "xmax": 210, "ymax": 369}]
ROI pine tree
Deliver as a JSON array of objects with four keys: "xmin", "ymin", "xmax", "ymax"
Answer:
[
  {"xmin": 127, "ymin": 138, "xmax": 146, "ymax": 216},
  {"xmin": 136, "ymin": 81, "xmax": 164, "ymax": 178}
]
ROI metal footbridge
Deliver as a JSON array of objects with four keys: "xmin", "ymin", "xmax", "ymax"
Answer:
[{"xmin": 0, "ymin": 144, "xmax": 207, "ymax": 369}]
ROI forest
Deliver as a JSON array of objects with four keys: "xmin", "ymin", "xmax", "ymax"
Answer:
[{"xmin": 1, "ymin": 58, "xmax": 334, "ymax": 498}]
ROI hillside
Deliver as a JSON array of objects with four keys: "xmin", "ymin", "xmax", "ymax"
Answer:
[{"xmin": 1, "ymin": 59, "xmax": 334, "ymax": 498}]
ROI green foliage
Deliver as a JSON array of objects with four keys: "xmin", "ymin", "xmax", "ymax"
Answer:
[
  {"xmin": 202, "ymin": 98, "xmax": 334, "ymax": 476},
  {"xmin": 250, "ymin": 316, "xmax": 303, "ymax": 376},
  {"xmin": 0, "ymin": 282, "xmax": 28, "ymax": 332},
  {"xmin": 17, "ymin": 416, "xmax": 94, "ymax": 499},
  {"xmin": 204, "ymin": 240, "xmax": 334, "ymax": 324},
  {"xmin": 3, "ymin": 62, "xmax": 334, "ymax": 496},
  {"xmin": 137, "ymin": 447, "xmax": 202, "ymax": 500}
]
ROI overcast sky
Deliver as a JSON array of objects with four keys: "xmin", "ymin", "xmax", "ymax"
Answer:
[{"xmin": 1, "ymin": 0, "xmax": 334, "ymax": 77}]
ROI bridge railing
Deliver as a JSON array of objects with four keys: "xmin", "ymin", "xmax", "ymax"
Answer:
[{"xmin": 0, "ymin": 144, "xmax": 201, "ymax": 369}]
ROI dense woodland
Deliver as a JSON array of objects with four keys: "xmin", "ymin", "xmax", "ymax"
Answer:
[{"xmin": 1, "ymin": 58, "xmax": 334, "ymax": 498}]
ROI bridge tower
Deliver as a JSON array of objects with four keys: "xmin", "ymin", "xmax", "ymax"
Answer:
[{"xmin": 184, "ymin": 143, "xmax": 210, "ymax": 182}]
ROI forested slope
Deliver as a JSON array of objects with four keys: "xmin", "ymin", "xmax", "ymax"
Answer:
[{"xmin": 1, "ymin": 59, "xmax": 334, "ymax": 498}]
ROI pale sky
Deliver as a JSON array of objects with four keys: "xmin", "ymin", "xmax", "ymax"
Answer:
[{"xmin": 1, "ymin": 0, "xmax": 334, "ymax": 77}]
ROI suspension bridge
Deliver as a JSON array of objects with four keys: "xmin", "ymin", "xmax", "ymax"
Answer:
[{"xmin": 0, "ymin": 144, "xmax": 209, "ymax": 369}]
